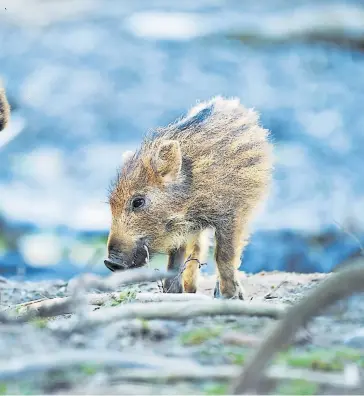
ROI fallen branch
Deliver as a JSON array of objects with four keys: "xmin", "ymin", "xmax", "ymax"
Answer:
[
  {"xmin": 222, "ymin": 327, "xmax": 312, "ymax": 348},
  {"xmin": 16, "ymin": 296, "xmax": 76, "ymax": 319},
  {"xmin": 11, "ymin": 291, "xmax": 212, "ymax": 318},
  {"xmin": 10, "ymin": 295, "xmax": 108, "ymax": 318},
  {"xmin": 230, "ymin": 263, "xmax": 364, "ymax": 394},
  {"xmin": 1, "ymin": 268, "xmax": 179, "ymax": 323},
  {"xmin": 66, "ymin": 268, "xmax": 177, "ymax": 293},
  {"xmin": 110, "ymin": 363, "xmax": 360, "ymax": 389},
  {"xmin": 0, "ymin": 349, "xmax": 200, "ymax": 381},
  {"xmin": 135, "ymin": 292, "xmax": 211, "ymax": 302},
  {"xmin": 84, "ymin": 299, "xmax": 287, "ymax": 326},
  {"xmin": 65, "ymin": 383, "xmax": 175, "ymax": 396}
]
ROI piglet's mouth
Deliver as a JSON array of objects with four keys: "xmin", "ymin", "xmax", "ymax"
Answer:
[
  {"xmin": 104, "ymin": 245, "xmax": 150, "ymax": 272},
  {"xmin": 104, "ymin": 259, "xmax": 128, "ymax": 272},
  {"xmin": 104, "ymin": 258, "xmax": 146, "ymax": 272}
]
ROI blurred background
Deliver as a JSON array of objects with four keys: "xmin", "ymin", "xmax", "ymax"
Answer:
[{"xmin": 0, "ymin": 0, "xmax": 363, "ymax": 281}]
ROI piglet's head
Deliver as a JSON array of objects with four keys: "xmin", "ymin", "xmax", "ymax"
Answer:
[{"xmin": 105, "ymin": 140, "xmax": 186, "ymax": 271}]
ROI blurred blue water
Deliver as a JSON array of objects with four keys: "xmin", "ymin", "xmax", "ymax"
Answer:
[{"xmin": 0, "ymin": 1, "xmax": 363, "ymax": 280}]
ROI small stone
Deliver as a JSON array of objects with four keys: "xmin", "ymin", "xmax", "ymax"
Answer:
[{"xmin": 222, "ymin": 331, "xmax": 260, "ymax": 347}]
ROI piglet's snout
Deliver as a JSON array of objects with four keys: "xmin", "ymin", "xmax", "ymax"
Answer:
[{"xmin": 104, "ymin": 248, "xmax": 128, "ymax": 272}]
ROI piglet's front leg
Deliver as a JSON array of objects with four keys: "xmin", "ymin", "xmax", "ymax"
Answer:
[{"xmin": 163, "ymin": 247, "xmax": 185, "ymax": 293}]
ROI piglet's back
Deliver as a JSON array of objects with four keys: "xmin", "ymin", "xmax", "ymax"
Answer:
[{"xmin": 151, "ymin": 96, "xmax": 273, "ymax": 208}]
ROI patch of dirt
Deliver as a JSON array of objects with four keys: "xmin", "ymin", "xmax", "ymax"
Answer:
[{"xmin": 198, "ymin": 271, "xmax": 327, "ymax": 303}]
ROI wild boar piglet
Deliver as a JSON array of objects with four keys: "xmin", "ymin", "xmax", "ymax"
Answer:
[{"xmin": 105, "ymin": 96, "xmax": 273, "ymax": 299}]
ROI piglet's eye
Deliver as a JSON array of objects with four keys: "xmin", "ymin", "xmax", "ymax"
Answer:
[{"xmin": 132, "ymin": 197, "xmax": 145, "ymax": 210}]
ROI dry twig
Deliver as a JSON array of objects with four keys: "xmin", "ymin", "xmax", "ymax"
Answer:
[{"xmin": 264, "ymin": 280, "xmax": 288, "ymax": 300}]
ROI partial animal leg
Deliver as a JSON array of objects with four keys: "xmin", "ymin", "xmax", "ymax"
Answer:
[
  {"xmin": 213, "ymin": 217, "xmax": 247, "ymax": 300},
  {"xmin": 163, "ymin": 246, "xmax": 185, "ymax": 293},
  {"xmin": 182, "ymin": 230, "xmax": 210, "ymax": 293}
]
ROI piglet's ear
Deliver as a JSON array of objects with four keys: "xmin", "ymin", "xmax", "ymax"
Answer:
[{"xmin": 153, "ymin": 140, "xmax": 182, "ymax": 183}]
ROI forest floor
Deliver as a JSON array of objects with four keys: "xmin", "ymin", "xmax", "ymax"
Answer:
[{"xmin": 0, "ymin": 269, "xmax": 364, "ymax": 395}]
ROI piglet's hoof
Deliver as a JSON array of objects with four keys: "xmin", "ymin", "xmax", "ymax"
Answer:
[
  {"xmin": 214, "ymin": 280, "xmax": 245, "ymax": 300},
  {"xmin": 163, "ymin": 277, "xmax": 183, "ymax": 293}
]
